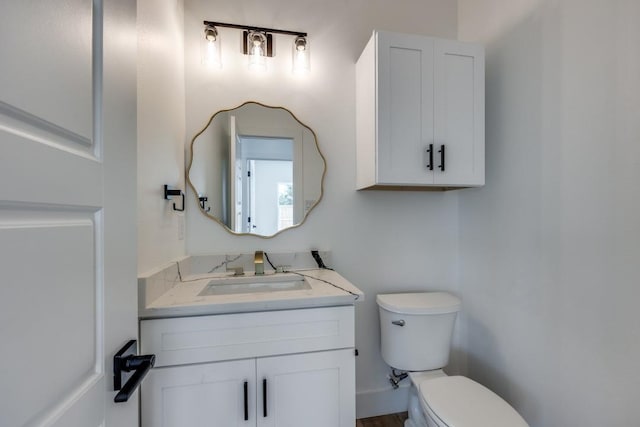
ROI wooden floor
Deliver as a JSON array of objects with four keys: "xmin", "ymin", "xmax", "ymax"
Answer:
[{"xmin": 356, "ymin": 412, "xmax": 408, "ymax": 427}]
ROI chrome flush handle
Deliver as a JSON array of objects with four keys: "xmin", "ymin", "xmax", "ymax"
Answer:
[{"xmin": 391, "ymin": 320, "xmax": 405, "ymax": 327}]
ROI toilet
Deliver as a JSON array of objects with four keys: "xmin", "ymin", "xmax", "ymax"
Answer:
[{"xmin": 377, "ymin": 292, "xmax": 529, "ymax": 427}]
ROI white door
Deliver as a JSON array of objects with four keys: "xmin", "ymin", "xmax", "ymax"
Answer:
[
  {"xmin": 248, "ymin": 159, "xmax": 293, "ymax": 236},
  {"xmin": 229, "ymin": 115, "xmax": 240, "ymax": 231},
  {"xmin": 0, "ymin": 1, "xmax": 138, "ymax": 426},
  {"xmin": 377, "ymin": 32, "xmax": 435, "ymax": 185},
  {"xmin": 257, "ymin": 349, "xmax": 355, "ymax": 427},
  {"xmin": 141, "ymin": 359, "xmax": 256, "ymax": 427}
]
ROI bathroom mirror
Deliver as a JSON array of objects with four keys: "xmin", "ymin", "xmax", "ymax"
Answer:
[{"xmin": 187, "ymin": 101, "xmax": 326, "ymax": 237}]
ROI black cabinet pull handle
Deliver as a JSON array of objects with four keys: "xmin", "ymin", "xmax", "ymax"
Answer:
[
  {"xmin": 263, "ymin": 378, "xmax": 268, "ymax": 417},
  {"xmin": 438, "ymin": 144, "xmax": 446, "ymax": 171},
  {"xmin": 244, "ymin": 381, "xmax": 249, "ymax": 421},
  {"xmin": 113, "ymin": 340, "xmax": 156, "ymax": 403},
  {"xmin": 426, "ymin": 144, "xmax": 434, "ymax": 170}
]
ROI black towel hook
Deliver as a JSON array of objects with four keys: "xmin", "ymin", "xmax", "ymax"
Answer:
[
  {"xmin": 198, "ymin": 196, "xmax": 211, "ymax": 212},
  {"xmin": 164, "ymin": 185, "xmax": 185, "ymax": 212}
]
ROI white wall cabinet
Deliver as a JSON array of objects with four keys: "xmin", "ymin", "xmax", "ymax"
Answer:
[
  {"xmin": 140, "ymin": 306, "xmax": 355, "ymax": 426},
  {"xmin": 356, "ymin": 31, "xmax": 485, "ymax": 190}
]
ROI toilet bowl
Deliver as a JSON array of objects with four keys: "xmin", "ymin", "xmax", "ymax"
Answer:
[
  {"xmin": 419, "ymin": 376, "xmax": 528, "ymax": 427},
  {"xmin": 377, "ymin": 292, "xmax": 528, "ymax": 427}
]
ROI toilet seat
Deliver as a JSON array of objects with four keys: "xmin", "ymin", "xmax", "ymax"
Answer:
[{"xmin": 419, "ymin": 376, "xmax": 528, "ymax": 427}]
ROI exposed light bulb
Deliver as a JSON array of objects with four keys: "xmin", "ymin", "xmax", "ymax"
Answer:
[
  {"xmin": 292, "ymin": 36, "xmax": 310, "ymax": 74},
  {"xmin": 202, "ymin": 26, "xmax": 221, "ymax": 68}
]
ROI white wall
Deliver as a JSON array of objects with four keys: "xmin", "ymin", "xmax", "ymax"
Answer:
[
  {"xmin": 183, "ymin": 0, "xmax": 460, "ymax": 417},
  {"xmin": 137, "ymin": 0, "xmax": 187, "ymax": 275},
  {"xmin": 458, "ymin": 1, "xmax": 640, "ymax": 425}
]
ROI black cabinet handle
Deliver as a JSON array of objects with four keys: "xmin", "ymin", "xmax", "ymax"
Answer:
[
  {"xmin": 426, "ymin": 144, "xmax": 434, "ymax": 170},
  {"xmin": 438, "ymin": 144, "xmax": 446, "ymax": 171},
  {"xmin": 244, "ymin": 381, "xmax": 249, "ymax": 421},
  {"xmin": 263, "ymin": 378, "xmax": 268, "ymax": 417},
  {"xmin": 113, "ymin": 340, "xmax": 156, "ymax": 403}
]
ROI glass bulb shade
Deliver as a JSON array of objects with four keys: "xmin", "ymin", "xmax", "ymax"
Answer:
[
  {"xmin": 202, "ymin": 27, "xmax": 221, "ymax": 68},
  {"xmin": 248, "ymin": 49, "xmax": 267, "ymax": 71},
  {"xmin": 292, "ymin": 37, "xmax": 310, "ymax": 74},
  {"xmin": 247, "ymin": 31, "xmax": 267, "ymax": 71}
]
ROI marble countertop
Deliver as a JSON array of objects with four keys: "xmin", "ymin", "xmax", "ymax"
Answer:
[{"xmin": 139, "ymin": 268, "xmax": 364, "ymax": 319}]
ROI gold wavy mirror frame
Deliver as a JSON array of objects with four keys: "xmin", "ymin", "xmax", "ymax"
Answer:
[{"xmin": 187, "ymin": 101, "xmax": 326, "ymax": 238}]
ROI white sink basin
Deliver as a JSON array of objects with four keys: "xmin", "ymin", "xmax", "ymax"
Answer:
[{"xmin": 198, "ymin": 274, "xmax": 311, "ymax": 296}]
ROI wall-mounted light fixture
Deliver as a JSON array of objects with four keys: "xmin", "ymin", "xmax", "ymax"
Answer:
[{"xmin": 202, "ymin": 21, "xmax": 309, "ymax": 73}]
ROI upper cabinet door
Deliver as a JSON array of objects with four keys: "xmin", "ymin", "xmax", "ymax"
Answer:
[
  {"xmin": 433, "ymin": 39, "xmax": 485, "ymax": 186},
  {"xmin": 356, "ymin": 31, "xmax": 484, "ymax": 190},
  {"xmin": 376, "ymin": 32, "xmax": 435, "ymax": 185}
]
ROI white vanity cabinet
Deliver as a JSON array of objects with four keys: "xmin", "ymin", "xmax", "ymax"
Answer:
[
  {"xmin": 356, "ymin": 30, "xmax": 485, "ymax": 190},
  {"xmin": 140, "ymin": 306, "xmax": 355, "ymax": 427}
]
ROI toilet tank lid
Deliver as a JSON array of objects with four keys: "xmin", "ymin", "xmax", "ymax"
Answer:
[
  {"xmin": 376, "ymin": 292, "xmax": 461, "ymax": 314},
  {"xmin": 420, "ymin": 376, "xmax": 529, "ymax": 427}
]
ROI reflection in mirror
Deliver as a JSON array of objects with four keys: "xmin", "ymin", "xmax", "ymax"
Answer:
[{"xmin": 188, "ymin": 102, "xmax": 326, "ymax": 237}]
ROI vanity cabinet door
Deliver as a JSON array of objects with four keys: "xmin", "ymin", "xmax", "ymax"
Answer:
[
  {"xmin": 256, "ymin": 349, "xmax": 355, "ymax": 427},
  {"xmin": 141, "ymin": 359, "xmax": 256, "ymax": 427}
]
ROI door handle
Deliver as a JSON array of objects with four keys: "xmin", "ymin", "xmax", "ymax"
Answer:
[{"xmin": 113, "ymin": 339, "xmax": 156, "ymax": 403}]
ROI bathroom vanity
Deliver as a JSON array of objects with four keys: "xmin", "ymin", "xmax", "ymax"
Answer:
[{"xmin": 138, "ymin": 254, "xmax": 363, "ymax": 427}]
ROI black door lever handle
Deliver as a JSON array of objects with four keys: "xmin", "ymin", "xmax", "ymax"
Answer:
[{"xmin": 113, "ymin": 340, "xmax": 156, "ymax": 403}]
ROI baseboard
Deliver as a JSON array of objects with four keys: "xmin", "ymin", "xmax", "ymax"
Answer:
[{"xmin": 356, "ymin": 382, "xmax": 410, "ymax": 419}]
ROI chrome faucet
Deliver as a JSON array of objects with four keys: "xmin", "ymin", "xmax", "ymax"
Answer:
[{"xmin": 254, "ymin": 251, "xmax": 264, "ymax": 275}]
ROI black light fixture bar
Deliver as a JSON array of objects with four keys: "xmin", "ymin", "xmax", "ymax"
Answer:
[{"xmin": 203, "ymin": 21, "xmax": 307, "ymax": 37}]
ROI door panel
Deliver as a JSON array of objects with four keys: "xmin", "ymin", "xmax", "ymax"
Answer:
[
  {"xmin": 0, "ymin": 0, "xmax": 93, "ymax": 140},
  {"xmin": 0, "ymin": 208, "xmax": 101, "ymax": 426}
]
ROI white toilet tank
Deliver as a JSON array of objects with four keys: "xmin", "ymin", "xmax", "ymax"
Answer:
[{"xmin": 377, "ymin": 292, "xmax": 461, "ymax": 371}]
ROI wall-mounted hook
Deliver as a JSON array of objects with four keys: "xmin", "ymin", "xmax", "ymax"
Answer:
[
  {"xmin": 164, "ymin": 185, "xmax": 185, "ymax": 212},
  {"xmin": 198, "ymin": 196, "xmax": 211, "ymax": 212}
]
